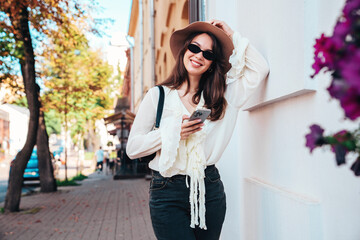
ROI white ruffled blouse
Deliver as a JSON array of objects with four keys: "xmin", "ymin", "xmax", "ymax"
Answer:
[{"xmin": 126, "ymin": 31, "xmax": 269, "ymax": 229}]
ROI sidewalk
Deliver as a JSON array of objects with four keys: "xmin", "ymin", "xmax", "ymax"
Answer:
[{"xmin": 0, "ymin": 172, "xmax": 156, "ymax": 240}]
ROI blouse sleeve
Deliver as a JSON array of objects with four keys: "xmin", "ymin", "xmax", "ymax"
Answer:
[
  {"xmin": 225, "ymin": 31, "xmax": 270, "ymax": 108},
  {"xmin": 126, "ymin": 87, "xmax": 162, "ymax": 159}
]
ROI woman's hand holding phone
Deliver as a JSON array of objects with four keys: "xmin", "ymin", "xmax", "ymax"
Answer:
[{"xmin": 180, "ymin": 115, "xmax": 204, "ymax": 140}]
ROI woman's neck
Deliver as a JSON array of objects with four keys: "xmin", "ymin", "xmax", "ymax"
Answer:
[{"xmin": 180, "ymin": 74, "xmax": 200, "ymax": 94}]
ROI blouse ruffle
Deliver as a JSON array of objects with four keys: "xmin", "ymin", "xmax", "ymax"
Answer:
[{"xmin": 227, "ymin": 31, "xmax": 249, "ymax": 84}]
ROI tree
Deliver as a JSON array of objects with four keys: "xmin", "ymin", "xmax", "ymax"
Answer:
[
  {"xmin": 7, "ymin": 96, "xmax": 58, "ymax": 192},
  {"xmin": 1, "ymin": 1, "xmax": 41, "ymax": 213},
  {"xmin": 40, "ymin": 24, "xmax": 114, "ymax": 179},
  {"xmin": 0, "ymin": 0, "xmax": 89, "ymax": 212},
  {"xmin": 37, "ymin": 109, "xmax": 57, "ymax": 192}
]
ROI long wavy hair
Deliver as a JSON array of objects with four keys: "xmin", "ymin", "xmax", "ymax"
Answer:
[{"xmin": 161, "ymin": 32, "xmax": 228, "ymax": 121}]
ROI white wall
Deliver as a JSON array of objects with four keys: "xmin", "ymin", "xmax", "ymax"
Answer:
[
  {"xmin": 0, "ymin": 104, "xmax": 29, "ymax": 156},
  {"xmin": 208, "ymin": 0, "xmax": 360, "ymax": 239}
]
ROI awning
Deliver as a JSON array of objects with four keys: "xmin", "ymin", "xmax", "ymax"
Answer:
[{"xmin": 104, "ymin": 110, "xmax": 136, "ymax": 125}]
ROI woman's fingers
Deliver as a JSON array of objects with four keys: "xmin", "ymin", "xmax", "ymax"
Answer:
[
  {"xmin": 208, "ymin": 19, "xmax": 234, "ymax": 39},
  {"xmin": 182, "ymin": 115, "xmax": 189, "ymax": 122},
  {"xmin": 181, "ymin": 128, "xmax": 203, "ymax": 140},
  {"xmin": 181, "ymin": 127, "xmax": 203, "ymax": 140},
  {"xmin": 180, "ymin": 116, "xmax": 204, "ymax": 140},
  {"xmin": 182, "ymin": 121, "xmax": 203, "ymax": 133},
  {"xmin": 183, "ymin": 118, "xmax": 202, "ymax": 127}
]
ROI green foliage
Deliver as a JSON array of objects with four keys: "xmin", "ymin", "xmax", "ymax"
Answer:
[
  {"xmin": 0, "ymin": 25, "xmax": 23, "ymax": 83},
  {"xmin": 72, "ymin": 173, "xmax": 88, "ymax": 181},
  {"xmin": 40, "ymin": 27, "xmax": 115, "ymax": 146},
  {"xmin": 22, "ymin": 207, "xmax": 42, "ymax": 214},
  {"xmin": 44, "ymin": 109, "xmax": 62, "ymax": 135},
  {"xmin": 84, "ymin": 151, "xmax": 94, "ymax": 160},
  {"xmin": 56, "ymin": 173, "xmax": 88, "ymax": 186},
  {"xmin": 12, "ymin": 96, "xmax": 28, "ymax": 107},
  {"xmin": 1, "ymin": 0, "xmax": 117, "ymax": 152},
  {"xmin": 56, "ymin": 179, "xmax": 80, "ymax": 186}
]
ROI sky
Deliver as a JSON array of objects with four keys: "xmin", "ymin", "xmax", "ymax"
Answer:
[
  {"xmin": 91, "ymin": 0, "xmax": 133, "ymax": 72},
  {"xmin": 94, "ymin": 0, "xmax": 132, "ymax": 38},
  {"xmin": 91, "ymin": 0, "xmax": 132, "ymax": 48}
]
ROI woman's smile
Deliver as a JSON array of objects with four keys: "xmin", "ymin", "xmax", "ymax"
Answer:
[{"xmin": 190, "ymin": 58, "xmax": 203, "ymax": 67}]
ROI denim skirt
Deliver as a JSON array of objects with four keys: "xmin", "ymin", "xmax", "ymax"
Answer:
[{"xmin": 149, "ymin": 165, "xmax": 226, "ymax": 240}]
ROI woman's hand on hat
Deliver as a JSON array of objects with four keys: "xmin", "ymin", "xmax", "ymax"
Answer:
[
  {"xmin": 208, "ymin": 20, "xmax": 234, "ymax": 40},
  {"xmin": 180, "ymin": 115, "xmax": 204, "ymax": 140}
]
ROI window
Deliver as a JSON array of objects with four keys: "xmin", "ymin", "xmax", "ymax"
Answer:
[{"xmin": 189, "ymin": 0, "xmax": 206, "ymax": 23}]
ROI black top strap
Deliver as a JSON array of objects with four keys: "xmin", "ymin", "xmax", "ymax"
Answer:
[{"xmin": 154, "ymin": 85, "xmax": 165, "ymax": 129}]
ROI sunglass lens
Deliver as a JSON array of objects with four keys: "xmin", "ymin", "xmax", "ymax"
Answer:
[
  {"xmin": 203, "ymin": 51, "xmax": 215, "ymax": 61},
  {"xmin": 188, "ymin": 44, "xmax": 201, "ymax": 54}
]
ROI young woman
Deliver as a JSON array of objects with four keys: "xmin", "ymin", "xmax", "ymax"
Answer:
[{"xmin": 126, "ymin": 20, "xmax": 269, "ymax": 240}]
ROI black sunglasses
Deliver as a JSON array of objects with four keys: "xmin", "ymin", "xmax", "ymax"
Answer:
[{"xmin": 187, "ymin": 43, "xmax": 215, "ymax": 61}]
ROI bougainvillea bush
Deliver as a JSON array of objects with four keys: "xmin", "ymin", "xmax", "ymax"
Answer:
[{"xmin": 305, "ymin": 0, "xmax": 360, "ymax": 176}]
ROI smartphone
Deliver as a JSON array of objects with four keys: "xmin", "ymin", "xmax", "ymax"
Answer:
[{"xmin": 189, "ymin": 109, "xmax": 211, "ymax": 122}]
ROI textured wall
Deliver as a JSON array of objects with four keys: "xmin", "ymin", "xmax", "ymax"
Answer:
[{"xmin": 207, "ymin": 0, "xmax": 360, "ymax": 239}]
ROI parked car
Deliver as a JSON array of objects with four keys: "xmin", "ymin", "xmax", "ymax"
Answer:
[
  {"xmin": 10, "ymin": 147, "xmax": 63, "ymax": 181},
  {"xmin": 10, "ymin": 148, "xmax": 39, "ymax": 181},
  {"xmin": 23, "ymin": 149, "xmax": 40, "ymax": 180}
]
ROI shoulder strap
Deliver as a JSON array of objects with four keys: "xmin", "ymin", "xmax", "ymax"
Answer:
[{"xmin": 154, "ymin": 85, "xmax": 165, "ymax": 129}]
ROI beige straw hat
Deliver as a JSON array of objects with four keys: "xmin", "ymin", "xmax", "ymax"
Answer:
[{"xmin": 170, "ymin": 21, "xmax": 234, "ymax": 73}]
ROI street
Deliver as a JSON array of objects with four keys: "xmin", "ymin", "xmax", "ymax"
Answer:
[
  {"xmin": 0, "ymin": 169, "xmax": 155, "ymax": 239},
  {"xmin": 0, "ymin": 150, "xmax": 93, "ymax": 203}
]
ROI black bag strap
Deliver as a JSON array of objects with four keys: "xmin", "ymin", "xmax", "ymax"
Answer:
[{"xmin": 154, "ymin": 85, "xmax": 164, "ymax": 129}]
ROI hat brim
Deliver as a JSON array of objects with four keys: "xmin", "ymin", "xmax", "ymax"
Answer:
[{"xmin": 170, "ymin": 21, "xmax": 234, "ymax": 73}]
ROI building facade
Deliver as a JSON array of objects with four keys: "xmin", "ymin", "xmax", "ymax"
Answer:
[
  {"xmin": 128, "ymin": 0, "xmax": 189, "ymax": 110},
  {"xmin": 208, "ymin": 0, "xmax": 359, "ymax": 239},
  {"xmin": 0, "ymin": 109, "xmax": 9, "ymax": 159},
  {"xmin": 127, "ymin": 0, "xmax": 359, "ymax": 239},
  {"xmin": 0, "ymin": 104, "xmax": 29, "ymax": 156}
]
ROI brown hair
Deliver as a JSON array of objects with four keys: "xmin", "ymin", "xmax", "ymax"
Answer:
[{"xmin": 161, "ymin": 32, "xmax": 228, "ymax": 121}]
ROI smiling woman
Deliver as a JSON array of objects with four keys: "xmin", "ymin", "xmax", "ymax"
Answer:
[{"xmin": 126, "ymin": 20, "xmax": 269, "ymax": 240}]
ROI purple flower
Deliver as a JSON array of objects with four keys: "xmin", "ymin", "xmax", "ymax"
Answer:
[
  {"xmin": 343, "ymin": 0, "xmax": 360, "ymax": 21},
  {"xmin": 305, "ymin": 124, "xmax": 325, "ymax": 153},
  {"xmin": 338, "ymin": 49, "xmax": 360, "ymax": 89},
  {"xmin": 327, "ymin": 78, "xmax": 350, "ymax": 100},
  {"xmin": 327, "ymin": 78, "xmax": 360, "ymax": 120},
  {"xmin": 308, "ymin": 0, "xmax": 360, "ymax": 177},
  {"xmin": 327, "ymin": 130, "xmax": 357, "ymax": 165},
  {"xmin": 330, "ymin": 129, "xmax": 356, "ymax": 151},
  {"xmin": 333, "ymin": 144, "xmax": 347, "ymax": 165},
  {"xmin": 311, "ymin": 35, "xmax": 343, "ymax": 77},
  {"xmin": 351, "ymin": 157, "xmax": 360, "ymax": 176},
  {"xmin": 338, "ymin": 86, "xmax": 360, "ymax": 120},
  {"xmin": 333, "ymin": 20, "xmax": 351, "ymax": 43}
]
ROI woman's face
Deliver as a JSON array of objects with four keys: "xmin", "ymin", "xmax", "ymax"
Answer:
[{"xmin": 183, "ymin": 33, "xmax": 214, "ymax": 78}]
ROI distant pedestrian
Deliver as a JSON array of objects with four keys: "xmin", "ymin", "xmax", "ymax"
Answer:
[
  {"xmin": 104, "ymin": 150, "xmax": 110, "ymax": 174},
  {"xmin": 95, "ymin": 147, "xmax": 104, "ymax": 172},
  {"xmin": 109, "ymin": 150, "xmax": 116, "ymax": 175},
  {"xmin": 126, "ymin": 20, "xmax": 269, "ymax": 239}
]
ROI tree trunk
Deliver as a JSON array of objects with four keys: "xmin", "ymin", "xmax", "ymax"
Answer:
[
  {"xmin": 37, "ymin": 109, "xmax": 57, "ymax": 192},
  {"xmin": 4, "ymin": 4, "xmax": 40, "ymax": 212},
  {"xmin": 85, "ymin": 120, "xmax": 96, "ymax": 152}
]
